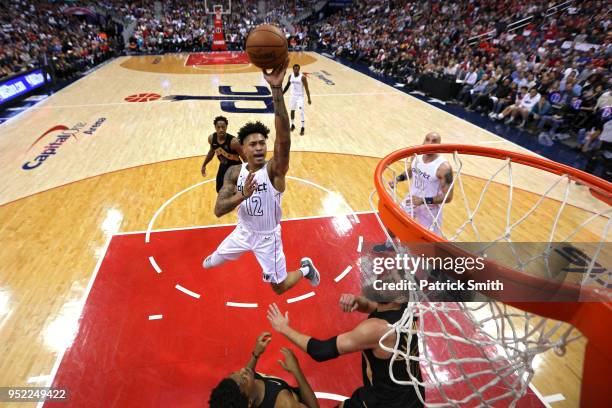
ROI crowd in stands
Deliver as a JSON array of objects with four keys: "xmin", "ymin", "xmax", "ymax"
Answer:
[
  {"xmin": 0, "ymin": 0, "xmax": 120, "ymax": 81},
  {"xmin": 313, "ymin": 0, "xmax": 611, "ymax": 177}
]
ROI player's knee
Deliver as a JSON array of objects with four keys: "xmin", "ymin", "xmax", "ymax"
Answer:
[
  {"xmin": 270, "ymin": 283, "xmax": 286, "ymax": 295},
  {"xmin": 203, "ymin": 253, "xmax": 224, "ymax": 269}
]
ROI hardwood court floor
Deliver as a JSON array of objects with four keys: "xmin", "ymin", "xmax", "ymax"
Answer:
[{"xmin": 0, "ymin": 52, "xmax": 608, "ymax": 407}]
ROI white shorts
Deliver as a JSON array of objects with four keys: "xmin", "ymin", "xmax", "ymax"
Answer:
[
  {"xmin": 289, "ymin": 95, "xmax": 304, "ymax": 111},
  {"xmin": 212, "ymin": 224, "xmax": 287, "ymax": 284},
  {"xmin": 401, "ymin": 199, "xmax": 443, "ymax": 236}
]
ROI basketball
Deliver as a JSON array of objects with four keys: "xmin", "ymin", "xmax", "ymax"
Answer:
[{"xmin": 245, "ymin": 24, "xmax": 288, "ymax": 69}]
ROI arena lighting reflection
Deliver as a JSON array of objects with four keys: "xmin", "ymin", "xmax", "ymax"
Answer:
[
  {"xmin": 101, "ymin": 207, "xmax": 123, "ymax": 236},
  {"xmin": 0, "ymin": 289, "xmax": 12, "ymax": 330},
  {"xmin": 43, "ymin": 299, "xmax": 81, "ymax": 353},
  {"xmin": 322, "ymin": 192, "xmax": 354, "ymax": 235}
]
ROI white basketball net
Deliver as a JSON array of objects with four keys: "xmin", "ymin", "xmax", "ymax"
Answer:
[{"xmin": 370, "ymin": 150, "xmax": 611, "ymax": 406}]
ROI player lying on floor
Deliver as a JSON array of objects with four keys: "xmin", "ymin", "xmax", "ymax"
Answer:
[{"xmin": 209, "ymin": 332, "xmax": 320, "ymax": 408}]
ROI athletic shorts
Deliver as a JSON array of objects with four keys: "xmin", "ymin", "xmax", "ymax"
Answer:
[
  {"xmin": 212, "ymin": 224, "xmax": 287, "ymax": 284},
  {"xmin": 401, "ymin": 199, "xmax": 443, "ymax": 236},
  {"xmin": 289, "ymin": 95, "xmax": 304, "ymax": 111}
]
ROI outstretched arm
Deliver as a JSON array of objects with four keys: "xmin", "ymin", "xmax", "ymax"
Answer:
[
  {"xmin": 277, "ymin": 348, "xmax": 319, "ymax": 408},
  {"xmin": 263, "ymin": 59, "xmax": 291, "ymax": 190},
  {"xmin": 246, "ymin": 332, "xmax": 271, "ymax": 371}
]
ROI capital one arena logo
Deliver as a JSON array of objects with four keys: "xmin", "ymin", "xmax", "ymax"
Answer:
[{"xmin": 23, "ymin": 118, "xmax": 106, "ymax": 170}]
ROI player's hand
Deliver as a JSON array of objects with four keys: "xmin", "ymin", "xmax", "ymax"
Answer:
[
  {"xmin": 253, "ymin": 332, "xmax": 272, "ymax": 356},
  {"xmin": 278, "ymin": 347, "xmax": 301, "ymax": 375},
  {"xmin": 201, "ymin": 166, "xmax": 207, "ymax": 177},
  {"xmin": 267, "ymin": 303, "xmax": 290, "ymax": 334},
  {"xmin": 339, "ymin": 293, "xmax": 359, "ymax": 313},
  {"xmin": 308, "ymin": 98, "xmax": 312, "ymax": 105},
  {"xmin": 411, "ymin": 196, "xmax": 424, "ymax": 206},
  {"xmin": 242, "ymin": 172, "xmax": 258, "ymax": 198},
  {"xmin": 263, "ymin": 57, "xmax": 289, "ymax": 87}
]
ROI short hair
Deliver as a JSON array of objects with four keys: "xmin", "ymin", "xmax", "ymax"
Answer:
[
  {"xmin": 209, "ymin": 378, "xmax": 248, "ymax": 408},
  {"xmin": 214, "ymin": 116, "xmax": 228, "ymax": 126},
  {"xmin": 293, "ymin": 64, "xmax": 300, "ymax": 68},
  {"xmin": 237, "ymin": 121, "xmax": 270, "ymax": 144}
]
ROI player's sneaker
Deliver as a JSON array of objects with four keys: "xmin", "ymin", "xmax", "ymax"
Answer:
[
  {"xmin": 300, "ymin": 127, "xmax": 305, "ymax": 136},
  {"xmin": 373, "ymin": 242, "xmax": 393, "ymax": 253},
  {"xmin": 301, "ymin": 257, "xmax": 320, "ymax": 286},
  {"xmin": 291, "ymin": 124, "xmax": 295, "ymax": 131}
]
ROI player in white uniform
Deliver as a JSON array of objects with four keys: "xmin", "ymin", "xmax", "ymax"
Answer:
[
  {"xmin": 203, "ymin": 59, "xmax": 320, "ymax": 295},
  {"xmin": 283, "ymin": 64, "xmax": 311, "ymax": 136},
  {"xmin": 374, "ymin": 132, "xmax": 454, "ymax": 252}
]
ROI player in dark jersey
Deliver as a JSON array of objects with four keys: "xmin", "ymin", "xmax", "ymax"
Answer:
[
  {"xmin": 267, "ymin": 289, "xmax": 424, "ymax": 408},
  {"xmin": 201, "ymin": 116, "xmax": 246, "ymax": 192},
  {"xmin": 209, "ymin": 332, "xmax": 320, "ymax": 408}
]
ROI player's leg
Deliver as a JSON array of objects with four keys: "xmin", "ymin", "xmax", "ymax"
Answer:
[
  {"xmin": 203, "ymin": 227, "xmax": 249, "ymax": 269},
  {"xmin": 289, "ymin": 97, "xmax": 297, "ymax": 131},
  {"xmin": 298, "ymin": 97, "xmax": 305, "ymax": 135},
  {"xmin": 254, "ymin": 229, "xmax": 320, "ymax": 294},
  {"xmin": 215, "ymin": 164, "xmax": 227, "ymax": 193}
]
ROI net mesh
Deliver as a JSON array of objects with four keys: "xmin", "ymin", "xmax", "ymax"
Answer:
[{"xmin": 371, "ymin": 149, "xmax": 611, "ymax": 406}]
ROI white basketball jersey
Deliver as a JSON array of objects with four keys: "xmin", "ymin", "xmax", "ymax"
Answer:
[
  {"xmin": 236, "ymin": 163, "xmax": 282, "ymax": 232},
  {"xmin": 289, "ymin": 73, "xmax": 304, "ymax": 97}
]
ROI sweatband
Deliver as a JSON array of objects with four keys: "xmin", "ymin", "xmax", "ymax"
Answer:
[{"xmin": 306, "ymin": 336, "xmax": 340, "ymax": 362}]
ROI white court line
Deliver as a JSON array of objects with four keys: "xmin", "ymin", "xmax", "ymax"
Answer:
[
  {"xmin": 352, "ymin": 213, "xmax": 360, "ymax": 224},
  {"xmin": 148, "ymin": 256, "xmax": 162, "ymax": 273},
  {"xmin": 528, "ymin": 383, "xmax": 553, "ymax": 408},
  {"xmin": 226, "ymin": 302, "xmax": 259, "ymax": 308},
  {"xmin": 148, "ymin": 314, "xmax": 163, "ymax": 320},
  {"xmin": 314, "ymin": 392, "xmax": 349, "ymax": 401},
  {"xmin": 117, "ymin": 211, "xmax": 375, "ymax": 236},
  {"xmin": 286, "ymin": 291, "xmax": 315, "ymax": 303},
  {"xmin": 357, "ymin": 236, "xmax": 363, "ymax": 253},
  {"xmin": 334, "ymin": 265, "xmax": 353, "ymax": 283},
  {"xmin": 36, "ymin": 235, "xmax": 113, "ymax": 408},
  {"xmin": 144, "ymin": 176, "xmax": 359, "ymax": 243},
  {"xmin": 145, "ymin": 179, "xmax": 215, "ymax": 243},
  {"xmin": 542, "ymin": 394, "xmax": 565, "ymax": 403},
  {"xmin": 27, "ymin": 375, "xmax": 51, "ymax": 384},
  {"xmin": 175, "ymin": 284, "xmax": 201, "ymax": 299}
]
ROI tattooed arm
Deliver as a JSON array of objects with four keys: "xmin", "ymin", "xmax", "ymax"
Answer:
[
  {"xmin": 214, "ymin": 165, "xmax": 245, "ymax": 217},
  {"xmin": 262, "ymin": 59, "xmax": 290, "ymax": 192}
]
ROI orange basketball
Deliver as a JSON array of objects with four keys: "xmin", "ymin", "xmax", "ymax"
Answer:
[{"xmin": 245, "ymin": 24, "xmax": 288, "ymax": 69}]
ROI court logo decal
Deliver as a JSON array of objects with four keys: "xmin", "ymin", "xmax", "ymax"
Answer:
[
  {"xmin": 304, "ymin": 70, "xmax": 335, "ymax": 85},
  {"xmin": 124, "ymin": 86, "xmax": 274, "ymax": 113},
  {"xmin": 23, "ymin": 118, "xmax": 107, "ymax": 170}
]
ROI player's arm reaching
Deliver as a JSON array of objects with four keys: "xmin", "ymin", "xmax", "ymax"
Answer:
[
  {"xmin": 230, "ymin": 137, "xmax": 247, "ymax": 162},
  {"xmin": 263, "ymin": 58, "xmax": 291, "ymax": 192},
  {"xmin": 246, "ymin": 332, "xmax": 272, "ymax": 371},
  {"xmin": 276, "ymin": 348, "xmax": 320, "ymax": 408},
  {"xmin": 301, "ymin": 75, "xmax": 311, "ymax": 105},
  {"xmin": 214, "ymin": 165, "xmax": 257, "ymax": 217},
  {"xmin": 201, "ymin": 134, "xmax": 215, "ymax": 177},
  {"xmin": 267, "ymin": 303, "xmax": 385, "ymax": 362}
]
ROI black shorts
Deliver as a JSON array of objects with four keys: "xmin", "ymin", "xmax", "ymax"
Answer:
[{"xmin": 341, "ymin": 386, "xmax": 424, "ymax": 408}]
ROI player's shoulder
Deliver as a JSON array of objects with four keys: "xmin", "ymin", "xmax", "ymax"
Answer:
[
  {"xmin": 226, "ymin": 163, "xmax": 243, "ymax": 178},
  {"xmin": 273, "ymin": 389, "xmax": 300, "ymax": 408}
]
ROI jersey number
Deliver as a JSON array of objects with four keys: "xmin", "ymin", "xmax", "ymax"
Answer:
[{"xmin": 245, "ymin": 196, "xmax": 264, "ymax": 216}]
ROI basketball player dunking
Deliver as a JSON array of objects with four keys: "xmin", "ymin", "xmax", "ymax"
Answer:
[
  {"xmin": 203, "ymin": 59, "xmax": 320, "ymax": 295},
  {"xmin": 201, "ymin": 116, "xmax": 246, "ymax": 193},
  {"xmin": 374, "ymin": 132, "xmax": 454, "ymax": 252},
  {"xmin": 282, "ymin": 64, "xmax": 311, "ymax": 136}
]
